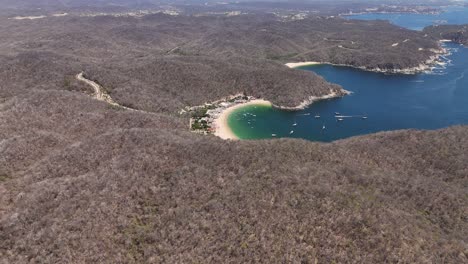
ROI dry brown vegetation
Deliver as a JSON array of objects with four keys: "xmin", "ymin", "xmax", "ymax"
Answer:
[
  {"xmin": 424, "ymin": 24, "xmax": 468, "ymax": 46},
  {"xmin": 0, "ymin": 10, "xmax": 467, "ymax": 264},
  {"xmin": 0, "ymin": 13, "xmax": 443, "ymax": 109}
]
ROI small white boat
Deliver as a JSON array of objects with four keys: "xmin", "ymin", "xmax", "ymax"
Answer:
[
  {"xmin": 315, "ymin": 115, "xmax": 321, "ymax": 119},
  {"xmin": 292, "ymin": 123, "xmax": 297, "ymax": 127},
  {"xmin": 272, "ymin": 134, "xmax": 277, "ymax": 137},
  {"xmin": 303, "ymin": 113, "xmax": 311, "ymax": 116},
  {"xmin": 337, "ymin": 118, "xmax": 344, "ymax": 121},
  {"xmin": 290, "ymin": 130, "xmax": 294, "ymax": 135},
  {"xmin": 335, "ymin": 112, "xmax": 340, "ymax": 115},
  {"xmin": 362, "ymin": 116, "xmax": 368, "ymax": 119},
  {"xmin": 322, "ymin": 125, "xmax": 326, "ymax": 130}
]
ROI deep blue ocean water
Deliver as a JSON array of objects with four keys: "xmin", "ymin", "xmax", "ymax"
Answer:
[{"xmin": 228, "ymin": 7, "xmax": 468, "ymax": 142}]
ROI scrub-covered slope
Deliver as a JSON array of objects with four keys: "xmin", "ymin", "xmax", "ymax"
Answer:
[
  {"xmin": 0, "ymin": 13, "xmax": 443, "ymax": 112},
  {"xmin": 0, "ymin": 11, "xmax": 467, "ymax": 264},
  {"xmin": 1, "ymin": 97, "xmax": 467, "ymax": 262},
  {"xmin": 424, "ymin": 24, "xmax": 468, "ymax": 46}
]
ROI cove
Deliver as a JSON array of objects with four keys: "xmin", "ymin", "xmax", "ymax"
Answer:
[{"xmin": 228, "ymin": 42, "xmax": 468, "ymax": 142}]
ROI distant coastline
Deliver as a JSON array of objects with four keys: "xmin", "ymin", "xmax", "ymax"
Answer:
[
  {"xmin": 285, "ymin": 45, "xmax": 449, "ymax": 74},
  {"xmin": 339, "ymin": 10, "xmax": 441, "ymax": 17},
  {"xmin": 338, "ymin": 5, "xmax": 442, "ymax": 18}
]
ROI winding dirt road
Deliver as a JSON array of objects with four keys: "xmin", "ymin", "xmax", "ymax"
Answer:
[
  {"xmin": 76, "ymin": 72, "xmax": 120, "ymax": 106},
  {"xmin": 76, "ymin": 72, "xmax": 150, "ymax": 114}
]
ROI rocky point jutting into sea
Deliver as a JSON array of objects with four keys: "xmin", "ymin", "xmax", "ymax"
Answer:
[{"xmin": 286, "ymin": 44, "xmax": 449, "ymax": 75}]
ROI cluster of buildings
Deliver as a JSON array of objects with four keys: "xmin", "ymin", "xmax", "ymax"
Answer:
[{"xmin": 187, "ymin": 94, "xmax": 253, "ymax": 134}]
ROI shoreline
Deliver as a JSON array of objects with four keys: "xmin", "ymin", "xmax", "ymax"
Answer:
[
  {"xmin": 214, "ymin": 99, "xmax": 272, "ymax": 140},
  {"xmin": 209, "ymin": 90, "xmax": 348, "ymax": 140},
  {"xmin": 273, "ymin": 89, "xmax": 351, "ymax": 110},
  {"xmin": 187, "ymin": 90, "xmax": 349, "ymax": 140},
  {"xmin": 285, "ymin": 62, "xmax": 322, "ymax": 68},
  {"xmin": 285, "ymin": 43, "xmax": 449, "ymax": 74},
  {"xmin": 285, "ymin": 55, "xmax": 447, "ymax": 74},
  {"xmin": 197, "ymin": 44, "xmax": 451, "ymax": 140}
]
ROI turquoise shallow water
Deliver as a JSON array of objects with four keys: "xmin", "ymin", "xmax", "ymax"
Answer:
[
  {"xmin": 346, "ymin": 6, "xmax": 468, "ymax": 30},
  {"xmin": 227, "ymin": 8, "xmax": 468, "ymax": 142}
]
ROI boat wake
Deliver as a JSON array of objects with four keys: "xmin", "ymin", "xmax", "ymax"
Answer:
[{"xmin": 453, "ymin": 68, "xmax": 468, "ymax": 85}]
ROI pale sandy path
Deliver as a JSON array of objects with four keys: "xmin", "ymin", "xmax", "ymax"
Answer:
[
  {"xmin": 76, "ymin": 72, "xmax": 144, "ymax": 112},
  {"xmin": 76, "ymin": 72, "xmax": 120, "ymax": 105}
]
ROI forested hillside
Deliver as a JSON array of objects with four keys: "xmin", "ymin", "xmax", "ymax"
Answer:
[{"xmin": 0, "ymin": 9, "xmax": 466, "ymax": 264}]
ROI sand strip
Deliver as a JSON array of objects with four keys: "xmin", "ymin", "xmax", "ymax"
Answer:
[
  {"xmin": 11, "ymin": 16, "xmax": 47, "ymax": 20},
  {"xmin": 285, "ymin": 62, "xmax": 322, "ymax": 68}
]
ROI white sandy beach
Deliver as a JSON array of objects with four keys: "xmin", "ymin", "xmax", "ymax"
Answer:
[
  {"xmin": 11, "ymin": 16, "xmax": 47, "ymax": 20},
  {"xmin": 214, "ymin": 99, "xmax": 272, "ymax": 140},
  {"xmin": 285, "ymin": 61, "xmax": 322, "ymax": 68}
]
